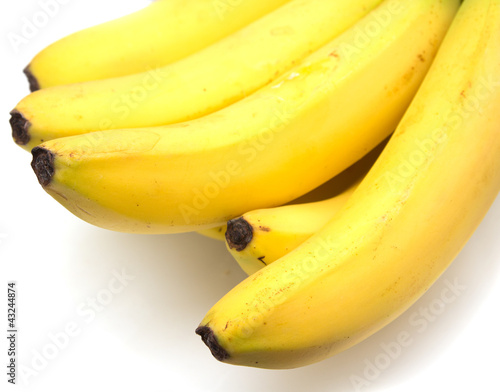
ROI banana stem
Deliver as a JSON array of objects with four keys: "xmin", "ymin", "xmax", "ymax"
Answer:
[
  {"xmin": 31, "ymin": 147, "xmax": 55, "ymax": 187},
  {"xmin": 9, "ymin": 110, "xmax": 30, "ymax": 146},
  {"xmin": 195, "ymin": 326, "xmax": 229, "ymax": 362},
  {"xmin": 23, "ymin": 65, "xmax": 40, "ymax": 92},
  {"xmin": 225, "ymin": 217, "xmax": 254, "ymax": 252}
]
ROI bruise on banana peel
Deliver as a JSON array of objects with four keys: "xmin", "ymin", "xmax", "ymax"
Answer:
[{"xmin": 9, "ymin": 110, "xmax": 31, "ymax": 146}]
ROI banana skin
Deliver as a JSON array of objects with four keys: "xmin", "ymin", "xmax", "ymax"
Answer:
[
  {"xmin": 23, "ymin": 0, "xmax": 291, "ymax": 90},
  {"xmin": 12, "ymin": 0, "xmax": 382, "ymax": 150},
  {"xmin": 195, "ymin": 0, "xmax": 499, "ymax": 369},
  {"xmin": 225, "ymin": 140, "xmax": 387, "ymax": 275},
  {"xmin": 199, "ymin": 139, "xmax": 386, "ymax": 246},
  {"xmin": 29, "ymin": 0, "xmax": 455, "ymax": 234}
]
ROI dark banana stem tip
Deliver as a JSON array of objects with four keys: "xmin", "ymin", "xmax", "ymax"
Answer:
[
  {"xmin": 10, "ymin": 110, "xmax": 30, "ymax": 146},
  {"xmin": 31, "ymin": 147, "xmax": 55, "ymax": 187},
  {"xmin": 195, "ymin": 326, "xmax": 230, "ymax": 362},
  {"xmin": 225, "ymin": 217, "xmax": 253, "ymax": 252},
  {"xmin": 23, "ymin": 65, "xmax": 40, "ymax": 92}
]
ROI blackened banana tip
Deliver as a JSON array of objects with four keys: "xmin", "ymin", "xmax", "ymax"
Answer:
[
  {"xmin": 10, "ymin": 110, "xmax": 31, "ymax": 146},
  {"xmin": 225, "ymin": 217, "xmax": 254, "ymax": 251},
  {"xmin": 31, "ymin": 147, "xmax": 55, "ymax": 187},
  {"xmin": 195, "ymin": 326, "xmax": 230, "ymax": 362},
  {"xmin": 23, "ymin": 65, "xmax": 40, "ymax": 92}
]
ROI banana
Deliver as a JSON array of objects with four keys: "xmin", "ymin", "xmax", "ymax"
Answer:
[
  {"xmin": 225, "ymin": 140, "xmax": 387, "ymax": 275},
  {"xmin": 29, "ymin": 0, "xmax": 457, "ymax": 234},
  {"xmin": 12, "ymin": 0, "xmax": 383, "ymax": 151},
  {"xmin": 23, "ymin": 0, "xmax": 291, "ymax": 90},
  {"xmin": 195, "ymin": 0, "xmax": 499, "ymax": 369},
  {"xmin": 199, "ymin": 140, "xmax": 386, "ymax": 245}
]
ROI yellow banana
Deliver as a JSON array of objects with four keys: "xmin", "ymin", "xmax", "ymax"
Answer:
[
  {"xmin": 195, "ymin": 0, "xmax": 499, "ymax": 369},
  {"xmin": 12, "ymin": 0, "xmax": 383, "ymax": 151},
  {"xmin": 24, "ymin": 0, "xmax": 291, "ymax": 90},
  {"xmin": 225, "ymin": 141, "xmax": 387, "ymax": 275},
  {"xmin": 198, "ymin": 140, "xmax": 386, "ymax": 244},
  {"xmin": 29, "ymin": 0, "xmax": 456, "ymax": 234}
]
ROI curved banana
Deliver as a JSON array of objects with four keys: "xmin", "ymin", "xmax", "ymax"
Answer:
[
  {"xmin": 29, "ymin": 0, "xmax": 456, "ymax": 234},
  {"xmin": 12, "ymin": 0, "xmax": 383, "ymax": 151},
  {"xmin": 24, "ymin": 0, "xmax": 291, "ymax": 90},
  {"xmin": 195, "ymin": 0, "xmax": 499, "ymax": 369},
  {"xmin": 225, "ymin": 141, "xmax": 386, "ymax": 275},
  {"xmin": 198, "ymin": 140, "xmax": 386, "ymax": 244}
]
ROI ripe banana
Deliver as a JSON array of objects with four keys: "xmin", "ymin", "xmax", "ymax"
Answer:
[
  {"xmin": 198, "ymin": 140, "xmax": 386, "ymax": 244},
  {"xmin": 24, "ymin": 0, "xmax": 291, "ymax": 90},
  {"xmin": 12, "ymin": 0, "xmax": 383, "ymax": 151},
  {"xmin": 197, "ymin": 141, "xmax": 384, "ymax": 245},
  {"xmin": 29, "ymin": 0, "xmax": 457, "ymax": 234},
  {"xmin": 198, "ymin": 142, "xmax": 385, "ymax": 245},
  {"xmin": 195, "ymin": 0, "xmax": 499, "ymax": 369},
  {"xmin": 225, "ymin": 141, "xmax": 387, "ymax": 275}
]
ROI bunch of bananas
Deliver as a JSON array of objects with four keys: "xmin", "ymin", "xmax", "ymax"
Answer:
[{"xmin": 10, "ymin": 0, "xmax": 500, "ymax": 369}]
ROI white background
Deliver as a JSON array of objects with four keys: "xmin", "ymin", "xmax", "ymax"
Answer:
[{"xmin": 1, "ymin": 1, "xmax": 499, "ymax": 391}]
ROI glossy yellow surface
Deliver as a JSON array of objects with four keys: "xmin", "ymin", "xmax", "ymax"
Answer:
[
  {"xmin": 35, "ymin": 0, "xmax": 456, "ymax": 234},
  {"xmin": 197, "ymin": 0, "xmax": 500, "ymax": 369},
  {"xmin": 16, "ymin": 0, "xmax": 382, "ymax": 150},
  {"xmin": 27, "ymin": 0, "xmax": 291, "ymax": 87},
  {"xmin": 226, "ymin": 142, "xmax": 386, "ymax": 275}
]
